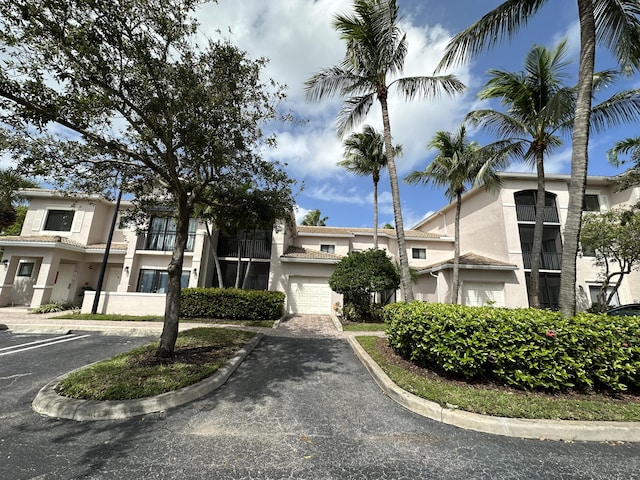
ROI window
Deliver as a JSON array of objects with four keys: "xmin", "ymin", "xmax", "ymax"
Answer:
[
  {"xmin": 44, "ymin": 210, "xmax": 75, "ymax": 231},
  {"xmin": 589, "ymin": 285, "xmax": 620, "ymax": 308},
  {"xmin": 412, "ymin": 248, "xmax": 426, "ymax": 259},
  {"xmin": 141, "ymin": 217, "xmax": 197, "ymax": 252},
  {"xmin": 137, "ymin": 269, "xmax": 190, "ymax": 293},
  {"xmin": 320, "ymin": 244, "xmax": 335, "ymax": 254},
  {"xmin": 583, "ymin": 194, "xmax": 601, "ymax": 212},
  {"xmin": 17, "ymin": 262, "xmax": 34, "ymax": 277}
]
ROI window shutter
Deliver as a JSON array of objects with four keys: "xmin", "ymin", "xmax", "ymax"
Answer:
[
  {"xmin": 598, "ymin": 195, "xmax": 609, "ymax": 212},
  {"xmin": 32, "ymin": 210, "xmax": 44, "ymax": 231},
  {"xmin": 71, "ymin": 211, "xmax": 84, "ymax": 233}
]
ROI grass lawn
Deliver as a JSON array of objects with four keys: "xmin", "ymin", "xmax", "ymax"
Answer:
[
  {"xmin": 56, "ymin": 327, "xmax": 256, "ymax": 401},
  {"xmin": 341, "ymin": 322, "xmax": 386, "ymax": 332},
  {"xmin": 358, "ymin": 336, "xmax": 640, "ymax": 422}
]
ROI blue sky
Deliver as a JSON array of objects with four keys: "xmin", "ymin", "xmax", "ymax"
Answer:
[
  {"xmin": 194, "ymin": 0, "xmax": 639, "ymax": 228},
  {"xmin": 2, "ymin": 1, "xmax": 636, "ymax": 228}
]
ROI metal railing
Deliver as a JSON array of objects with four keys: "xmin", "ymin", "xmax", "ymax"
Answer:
[
  {"xmin": 136, "ymin": 232, "xmax": 196, "ymax": 252},
  {"xmin": 522, "ymin": 251, "xmax": 562, "ymax": 270},
  {"xmin": 516, "ymin": 205, "xmax": 560, "ymax": 223},
  {"xmin": 217, "ymin": 237, "xmax": 272, "ymax": 259}
]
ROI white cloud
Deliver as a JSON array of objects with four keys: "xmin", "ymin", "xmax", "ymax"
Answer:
[{"xmin": 294, "ymin": 205, "xmax": 311, "ymax": 225}]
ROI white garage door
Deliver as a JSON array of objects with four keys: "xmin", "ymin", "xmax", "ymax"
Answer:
[
  {"xmin": 462, "ymin": 282, "xmax": 505, "ymax": 307},
  {"xmin": 288, "ymin": 277, "xmax": 332, "ymax": 314}
]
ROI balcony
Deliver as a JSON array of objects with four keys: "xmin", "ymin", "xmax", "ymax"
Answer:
[
  {"xmin": 522, "ymin": 251, "xmax": 562, "ymax": 270},
  {"xmin": 136, "ymin": 232, "xmax": 196, "ymax": 252},
  {"xmin": 217, "ymin": 237, "xmax": 272, "ymax": 259},
  {"xmin": 516, "ymin": 205, "xmax": 560, "ymax": 223}
]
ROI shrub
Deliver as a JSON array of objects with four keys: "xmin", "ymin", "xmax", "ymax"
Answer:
[
  {"xmin": 31, "ymin": 302, "xmax": 79, "ymax": 314},
  {"xmin": 329, "ymin": 249, "xmax": 400, "ymax": 322},
  {"xmin": 384, "ymin": 302, "xmax": 640, "ymax": 393},
  {"xmin": 180, "ymin": 288, "xmax": 285, "ymax": 320}
]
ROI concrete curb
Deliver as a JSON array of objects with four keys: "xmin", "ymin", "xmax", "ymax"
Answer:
[
  {"xmin": 347, "ymin": 336, "xmax": 640, "ymax": 443},
  {"xmin": 32, "ymin": 333, "xmax": 263, "ymax": 421}
]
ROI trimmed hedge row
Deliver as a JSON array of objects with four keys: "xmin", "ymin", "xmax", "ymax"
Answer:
[
  {"xmin": 384, "ymin": 302, "xmax": 640, "ymax": 393},
  {"xmin": 180, "ymin": 288, "xmax": 285, "ymax": 321}
]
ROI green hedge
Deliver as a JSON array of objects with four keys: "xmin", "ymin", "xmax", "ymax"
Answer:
[
  {"xmin": 384, "ymin": 302, "xmax": 640, "ymax": 393},
  {"xmin": 180, "ymin": 288, "xmax": 285, "ymax": 321}
]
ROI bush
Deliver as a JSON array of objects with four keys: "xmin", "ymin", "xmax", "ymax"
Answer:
[
  {"xmin": 31, "ymin": 302, "xmax": 79, "ymax": 314},
  {"xmin": 180, "ymin": 288, "xmax": 285, "ymax": 321},
  {"xmin": 384, "ymin": 302, "xmax": 640, "ymax": 393}
]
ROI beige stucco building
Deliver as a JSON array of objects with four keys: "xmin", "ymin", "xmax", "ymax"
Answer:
[{"xmin": 1, "ymin": 172, "xmax": 639, "ymax": 314}]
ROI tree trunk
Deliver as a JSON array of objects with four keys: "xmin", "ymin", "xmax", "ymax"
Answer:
[
  {"xmin": 242, "ymin": 229, "xmax": 257, "ymax": 289},
  {"xmin": 379, "ymin": 95, "xmax": 414, "ymax": 301},
  {"xmin": 559, "ymin": 0, "xmax": 595, "ymax": 317},
  {"xmin": 373, "ymin": 178, "xmax": 379, "ymax": 249},
  {"xmin": 157, "ymin": 200, "xmax": 190, "ymax": 358},
  {"xmin": 528, "ymin": 151, "xmax": 546, "ymax": 309},
  {"xmin": 234, "ymin": 231, "xmax": 243, "ymax": 288},
  {"xmin": 204, "ymin": 222, "xmax": 224, "ymax": 288},
  {"xmin": 452, "ymin": 192, "xmax": 462, "ymax": 304}
]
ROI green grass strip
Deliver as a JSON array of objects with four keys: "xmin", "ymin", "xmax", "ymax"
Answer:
[
  {"xmin": 56, "ymin": 328, "xmax": 256, "ymax": 401},
  {"xmin": 357, "ymin": 336, "xmax": 640, "ymax": 422}
]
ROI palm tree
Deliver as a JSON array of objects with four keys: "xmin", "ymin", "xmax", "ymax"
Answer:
[
  {"xmin": 436, "ymin": 0, "xmax": 640, "ymax": 317},
  {"xmin": 301, "ymin": 209, "xmax": 328, "ymax": 226},
  {"xmin": 405, "ymin": 125, "xmax": 507, "ymax": 304},
  {"xmin": 467, "ymin": 40, "xmax": 574, "ymax": 308},
  {"xmin": 338, "ymin": 124, "xmax": 401, "ymax": 248},
  {"xmin": 608, "ymin": 137, "xmax": 640, "ymax": 190},
  {"xmin": 305, "ymin": 0, "xmax": 465, "ymax": 302}
]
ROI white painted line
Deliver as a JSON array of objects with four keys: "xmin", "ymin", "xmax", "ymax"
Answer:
[
  {"xmin": 0, "ymin": 335, "xmax": 75, "ymax": 352},
  {"xmin": 0, "ymin": 334, "xmax": 91, "ymax": 356}
]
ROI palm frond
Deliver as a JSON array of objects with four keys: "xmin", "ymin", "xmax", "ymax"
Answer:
[
  {"xmin": 607, "ymin": 136, "xmax": 640, "ymax": 166},
  {"xmin": 336, "ymin": 93, "xmax": 375, "ymax": 138},
  {"xmin": 594, "ymin": 0, "xmax": 640, "ymax": 73},
  {"xmin": 394, "ymin": 75, "xmax": 465, "ymax": 101},
  {"xmin": 304, "ymin": 66, "xmax": 360, "ymax": 102},
  {"xmin": 589, "ymin": 89, "xmax": 640, "ymax": 134},
  {"xmin": 436, "ymin": 0, "xmax": 549, "ymax": 72}
]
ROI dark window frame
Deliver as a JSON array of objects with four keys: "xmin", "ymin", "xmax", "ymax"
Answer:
[{"xmin": 44, "ymin": 210, "xmax": 75, "ymax": 232}]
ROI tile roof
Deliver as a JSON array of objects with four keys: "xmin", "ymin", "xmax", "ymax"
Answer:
[
  {"xmin": 295, "ymin": 225, "xmax": 443, "ymax": 239},
  {"xmin": 281, "ymin": 245, "xmax": 342, "ymax": 261},
  {"xmin": 0, "ymin": 236, "xmax": 127, "ymax": 251},
  {"xmin": 422, "ymin": 253, "xmax": 518, "ymax": 271}
]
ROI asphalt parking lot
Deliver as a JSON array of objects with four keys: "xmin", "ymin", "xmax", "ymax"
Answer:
[{"xmin": 1, "ymin": 328, "xmax": 639, "ymax": 480}]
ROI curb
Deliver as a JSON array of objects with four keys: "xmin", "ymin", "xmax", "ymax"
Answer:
[
  {"xmin": 347, "ymin": 336, "xmax": 640, "ymax": 443},
  {"xmin": 32, "ymin": 333, "xmax": 263, "ymax": 421}
]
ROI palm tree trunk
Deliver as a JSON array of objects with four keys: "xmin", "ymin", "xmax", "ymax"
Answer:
[
  {"xmin": 452, "ymin": 192, "xmax": 462, "ymax": 304},
  {"xmin": 235, "ymin": 231, "xmax": 244, "ymax": 288},
  {"xmin": 379, "ymin": 95, "xmax": 414, "ymax": 301},
  {"xmin": 373, "ymin": 178, "xmax": 379, "ymax": 249},
  {"xmin": 559, "ymin": 0, "xmax": 595, "ymax": 317},
  {"xmin": 204, "ymin": 222, "xmax": 224, "ymax": 288},
  {"xmin": 529, "ymin": 151, "xmax": 546, "ymax": 309}
]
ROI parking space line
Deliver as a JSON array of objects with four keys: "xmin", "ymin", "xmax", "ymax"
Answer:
[
  {"xmin": 0, "ymin": 334, "xmax": 91, "ymax": 356},
  {"xmin": 0, "ymin": 335, "xmax": 77, "ymax": 353}
]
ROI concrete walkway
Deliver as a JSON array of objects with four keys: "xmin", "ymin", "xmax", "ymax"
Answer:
[{"xmin": 3, "ymin": 307, "xmax": 639, "ymax": 442}]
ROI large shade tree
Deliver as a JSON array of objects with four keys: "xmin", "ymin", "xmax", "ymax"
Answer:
[
  {"xmin": 405, "ymin": 125, "xmax": 508, "ymax": 304},
  {"xmin": 338, "ymin": 124, "xmax": 401, "ymax": 249},
  {"xmin": 305, "ymin": 0, "xmax": 465, "ymax": 302},
  {"xmin": 0, "ymin": 0, "xmax": 293, "ymax": 356},
  {"xmin": 437, "ymin": 0, "xmax": 640, "ymax": 317}
]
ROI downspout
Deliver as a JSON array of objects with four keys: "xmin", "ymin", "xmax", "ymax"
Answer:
[{"xmin": 430, "ymin": 271, "xmax": 440, "ymax": 303}]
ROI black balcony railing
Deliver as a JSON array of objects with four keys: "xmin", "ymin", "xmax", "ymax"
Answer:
[
  {"xmin": 516, "ymin": 205, "xmax": 560, "ymax": 223},
  {"xmin": 217, "ymin": 237, "xmax": 272, "ymax": 259},
  {"xmin": 136, "ymin": 232, "xmax": 196, "ymax": 252},
  {"xmin": 522, "ymin": 251, "xmax": 562, "ymax": 270}
]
